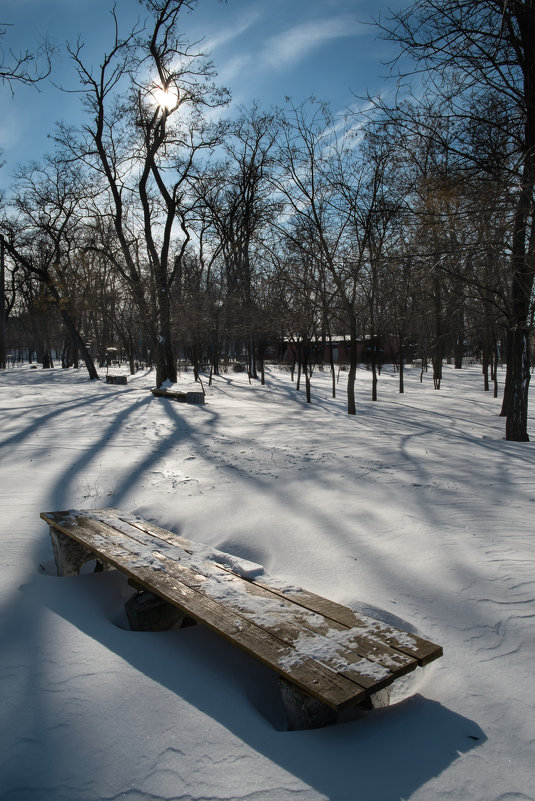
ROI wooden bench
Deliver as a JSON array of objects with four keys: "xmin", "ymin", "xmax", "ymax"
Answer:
[
  {"xmin": 41, "ymin": 508, "xmax": 443, "ymax": 729},
  {"xmin": 151, "ymin": 388, "xmax": 205, "ymax": 403}
]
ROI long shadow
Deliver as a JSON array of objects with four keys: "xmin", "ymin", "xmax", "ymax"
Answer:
[
  {"xmin": 0, "ymin": 386, "xmax": 119, "ymax": 451},
  {"xmin": 111, "ymin": 395, "xmax": 217, "ymax": 507},
  {"xmin": 27, "ymin": 384, "xmax": 217, "ymax": 515},
  {"xmin": 6, "ymin": 567, "xmax": 486, "ymax": 801}
]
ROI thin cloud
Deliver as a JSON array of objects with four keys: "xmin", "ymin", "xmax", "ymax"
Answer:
[
  {"xmin": 204, "ymin": 8, "xmax": 263, "ymax": 53},
  {"xmin": 261, "ymin": 15, "xmax": 365, "ymax": 71},
  {"xmin": 216, "ymin": 53, "xmax": 253, "ymax": 86}
]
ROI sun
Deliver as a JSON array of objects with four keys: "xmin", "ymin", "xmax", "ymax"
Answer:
[{"xmin": 152, "ymin": 84, "xmax": 179, "ymax": 111}]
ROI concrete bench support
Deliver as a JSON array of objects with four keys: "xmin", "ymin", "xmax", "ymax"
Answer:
[
  {"xmin": 279, "ymin": 678, "xmax": 338, "ymax": 730},
  {"xmin": 279, "ymin": 678, "xmax": 392, "ymax": 729},
  {"xmin": 125, "ymin": 590, "xmax": 193, "ymax": 631},
  {"xmin": 366, "ymin": 687, "xmax": 391, "ymax": 709},
  {"xmin": 49, "ymin": 527, "xmax": 111, "ymax": 576},
  {"xmin": 49, "ymin": 527, "xmax": 97, "ymax": 576}
]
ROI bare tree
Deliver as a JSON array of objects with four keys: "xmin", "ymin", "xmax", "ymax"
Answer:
[
  {"xmin": 273, "ymin": 101, "xmax": 367, "ymax": 415},
  {"xmin": 273, "ymin": 101, "xmax": 400, "ymax": 412},
  {"xmin": 192, "ymin": 106, "xmax": 278, "ymax": 379},
  {"xmin": 1, "ymin": 157, "xmax": 99, "ymax": 378},
  {"xmin": 57, "ymin": 0, "xmax": 228, "ymax": 387},
  {"xmin": 0, "ymin": 22, "xmax": 54, "ymax": 368},
  {"xmin": 378, "ymin": 0, "xmax": 535, "ymax": 439},
  {"xmin": 0, "ymin": 22, "xmax": 53, "ymax": 93}
]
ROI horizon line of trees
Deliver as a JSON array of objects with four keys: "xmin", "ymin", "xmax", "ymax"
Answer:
[{"xmin": 1, "ymin": 0, "xmax": 535, "ymax": 440}]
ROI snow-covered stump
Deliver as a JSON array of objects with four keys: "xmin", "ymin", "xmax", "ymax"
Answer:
[
  {"xmin": 49, "ymin": 527, "xmax": 97, "ymax": 576},
  {"xmin": 279, "ymin": 678, "xmax": 338, "ymax": 730},
  {"xmin": 125, "ymin": 590, "xmax": 192, "ymax": 632}
]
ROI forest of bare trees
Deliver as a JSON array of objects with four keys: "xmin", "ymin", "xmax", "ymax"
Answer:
[{"xmin": 2, "ymin": 0, "xmax": 535, "ymax": 440}]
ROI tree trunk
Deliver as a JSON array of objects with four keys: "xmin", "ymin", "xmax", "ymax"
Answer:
[
  {"xmin": 371, "ymin": 340, "xmax": 378, "ymax": 401},
  {"xmin": 0, "ymin": 238, "xmax": 6, "ymax": 370},
  {"xmin": 347, "ymin": 330, "xmax": 357, "ymax": 415},
  {"xmin": 248, "ymin": 335, "xmax": 257, "ymax": 381},
  {"xmin": 398, "ymin": 339, "xmax": 404, "ymax": 394},
  {"xmin": 505, "ymin": 7, "xmax": 535, "ymax": 438},
  {"xmin": 505, "ymin": 326, "xmax": 530, "ymax": 441},
  {"xmin": 155, "ymin": 287, "xmax": 177, "ymax": 388},
  {"xmin": 493, "ymin": 339, "xmax": 499, "ymax": 399},
  {"xmin": 329, "ymin": 338, "xmax": 336, "ymax": 399},
  {"xmin": 44, "ymin": 278, "xmax": 98, "ymax": 380},
  {"xmin": 483, "ymin": 352, "xmax": 490, "ymax": 392},
  {"xmin": 305, "ymin": 371, "xmax": 311, "ymax": 403},
  {"xmin": 432, "ymin": 274, "xmax": 443, "ymax": 389},
  {"xmin": 258, "ymin": 340, "xmax": 265, "ymax": 386}
]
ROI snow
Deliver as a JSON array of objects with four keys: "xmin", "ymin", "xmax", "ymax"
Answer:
[
  {"xmin": 203, "ymin": 550, "xmax": 265, "ymax": 580},
  {"xmin": 1, "ymin": 361, "xmax": 534, "ymax": 801}
]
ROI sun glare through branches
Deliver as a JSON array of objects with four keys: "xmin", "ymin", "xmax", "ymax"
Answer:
[{"xmin": 151, "ymin": 84, "xmax": 179, "ymax": 111}]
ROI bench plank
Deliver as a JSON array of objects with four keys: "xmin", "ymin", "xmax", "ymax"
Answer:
[
  {"xmin": 151, "ymin": 388, "xmax": 187, "ymax": 401},
  {"xmin": 253, "ymin": 581, "xmax": 443, "ymax": 667},
  {"xmin": 42, "ymin": 510, "xmax": 387, "ymax": 698},
  {"xmin": 41, "ymin": 509, "xmax": 443, "ymax": 713},
  {"xmin": 41, "ymin": 510, "xmax": 368, "ymax": 710},
  {"xmin": 53, "ymin": 509, "xmax": 420, "ymax": 677},
  {"xmin": 100, "ymin": 510, "xmax": 437, "ymax": 668}
]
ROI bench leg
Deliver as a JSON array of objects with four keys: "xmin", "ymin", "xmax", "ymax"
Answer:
[
  {"xmin": 49, "ymin": 527, "xmax": 96, "ymax": 576},
  {"xmin": 366, "ymin": 687, "xmax": 391, "ymax": 709},
  {"xmin": 278, "ymin": 678, "xmax": 338, "ymax": 730},
  {"xmin": 125, "ymin": 590, "xmax": 194, "ymax": 631}
]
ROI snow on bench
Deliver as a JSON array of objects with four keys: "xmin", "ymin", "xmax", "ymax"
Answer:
[{"xmin": 41, "ymin": 508, "xmax": 443, "ymax": 729}]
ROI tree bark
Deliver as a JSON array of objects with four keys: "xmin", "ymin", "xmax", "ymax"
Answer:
[
  {"xmin": 347, "ymin": 330, "xmax": 357, "ymax": 415},
  {"xmin": 0, "ymin": 238, "xmax": 6, "ymax": 370},
  {"xmin": 505, "ymin": 326, "xmax": 531, "ymax": 441}
]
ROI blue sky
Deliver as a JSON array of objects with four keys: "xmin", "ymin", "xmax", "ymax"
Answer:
[{"xmin": 0, "ymin": 0, "xmax": 405, "ymax": 181}]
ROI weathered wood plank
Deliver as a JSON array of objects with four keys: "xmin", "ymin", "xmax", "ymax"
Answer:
[
  {"xmin": 41, "ymin": 511, "xmax": 368, "ymax": 710},
  {"xmin": 43, "ymin": 510, "xmax": 417, "ymax": 680},
  {"xmin": 99, "ymin": 509, "xmax": 198, "ymax": 553},
  {"xmin": 151, "ymin": 388, "xmax": 187, "ymax": 401},
  {"xmin": 148, "ymin": 555, "xmax": 396, "ymax": 693},
  {"xmin": 213, "ymin": 564, "xmax": 418, "ymax": 673},
  {"xmin": 41, "ymin": 511, "xmax": 381, "ymax": 697},
  {"xmin": 254, "ymin": 581, "xmax": 443, "ymax": 667},
  {"xmin": 108, "ymin": 510, "xmax": 441, "ymax": 669},
  {"xmin": 129, "ymin": 562, "xmax": 367, "ymax": 711},
  {"xmin": 179, "ymin": 560, "xmax": 417, "ymax": 678}
]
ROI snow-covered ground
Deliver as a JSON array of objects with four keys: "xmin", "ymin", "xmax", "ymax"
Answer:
[{"xmin": 1, "ymin": 361, "xmax": 533, "ymax": 801}]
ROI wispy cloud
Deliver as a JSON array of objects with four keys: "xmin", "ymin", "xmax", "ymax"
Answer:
[
  {"xmin": 204, "ymin": 8, "xmax": 263, "ymax": 53},
  {"xmin": 261, "ymin": 15, "xmax": 364, "ymax": 71},
  {"xmin": 216, "ymin": 53, "xmax": 253, "ymax": 86}
]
